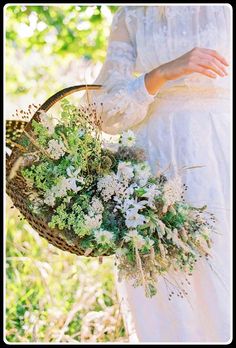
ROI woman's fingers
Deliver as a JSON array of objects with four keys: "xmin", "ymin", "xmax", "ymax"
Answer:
[
  {"xmin": 199, "ymin": 58, "xmax": 227, "ymax": 77},
  {"xmin": 193, "ymin": 65, "xmax": 217, "ymax": 78},
  {"xmin": 200, "ymin": 48, "xmax": 229, "ymax": 66}
]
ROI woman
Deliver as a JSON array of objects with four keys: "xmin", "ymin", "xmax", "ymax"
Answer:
[{"xmin": 86, "ymin": 5, "xmax": 232, "ymax": 343}]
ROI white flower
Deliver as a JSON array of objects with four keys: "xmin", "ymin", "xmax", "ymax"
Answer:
[
  {"xmin": 66, "ymin": 166, "xmax": 84, "ymax": 192},
  {"xmin": 125, "ymin": 182, "xmax": 138, "ymax": 196},
  {"xmin": 90, "ymin": 197, "xmax": 104, "ymax": 214},
  {"xmin": 39, "ymin": 110, "xmax": 56, "ymax": 135},
  {"xmin": 66, "ymin": 166, "xmax": 81, "ymax": 177},
  {"xmin": 117, "ymin": 161, "xmax": 134, "ymax": 181},
  {"xmin": 47, "ymin": 139, "xmax": 66, "ymax": 160},
  {"xmin": 124, "ymin": 230, "xmax": 146, "ymax": 249},
  {"xmin": 44, "ymin": 191, "xmax": 56, "ymax": 207},
  {"xmin": 84, "ymin": 198, "xmax": 104, "ymax": 229},
  {"xmin": 97, "ymin": 173, "xmax": 117, "ymax": 201},
  {"xmin": 66, "ymin": 178, "xmax": 84, "ymax": 192},
  {"xmin": 115, "ymin": 247, "xmax": 128, "ymax": 257},
  {"xmin": 125, "ymin": 208, "xmax": 147, "ymax": 228},
  {"xmin": 123, "ymin": 197, "xmax": 148, "ymax": 212},
  {"xmin": 142, "ymin": 184, "xmax": 161, "ymax": 208},
  {"xmin": 120, "ymin": 130, "xmax": 136, "ymax": 147},
  {"xmin": 94, "ymin": 229, "xmax": 114, "ymax": 245},
  {"xmin": 114, "ymin": 182, "xmax": 127, "ymax": 200},
  {"xmin": 44, "ymin": 173, "xmax": 83, "ymax": 206},
  {"xmin": 55, "ymin": 178, "xmax": 70, "ymax": 197},
  {"xmin": 84, "ymin": 214, "xmax": 102, "ymax": 229},
  {"xmin": 163, "ymin": 175, "xmax": 183, "ymax": 212},
  {"xmin": 134, "ymin": 162, "xmax": 152, "ymax": 187}
]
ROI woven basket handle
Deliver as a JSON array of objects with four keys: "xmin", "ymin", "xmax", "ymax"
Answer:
[
  {"xmin": 7, "ymin": 84, "xmax": 102, "ymax": 167},
  {"xmin": 26, "ymin": 84, "xmax": 102, "ymax": 129}
]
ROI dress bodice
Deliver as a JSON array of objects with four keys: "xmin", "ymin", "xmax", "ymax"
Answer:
[
  {"xmin": 87, "ymin": 5, "xmax": 232, "ymax": 134},
  {"xmin": 125, "ymin": 5, "xmax": 231, "ymax": 91}
]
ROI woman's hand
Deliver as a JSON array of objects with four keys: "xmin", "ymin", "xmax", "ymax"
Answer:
[{"xmin": 145, "ymin": 47, "xmax": 229, "ymax": 95}]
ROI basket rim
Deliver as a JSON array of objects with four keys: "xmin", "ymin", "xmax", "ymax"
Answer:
[{"xmin": 6, "ymin": 84, "xmax": 112, "ymax": 257}]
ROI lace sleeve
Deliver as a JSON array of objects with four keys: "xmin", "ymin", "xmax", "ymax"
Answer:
[{"xmin": 84, "ymin": 7, "xmax": 156, "ymax": 134}]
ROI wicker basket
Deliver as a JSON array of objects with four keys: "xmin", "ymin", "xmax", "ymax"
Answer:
[{"xmin": 6, "ymin": 84, "xmax": 106, "ymax": 257}]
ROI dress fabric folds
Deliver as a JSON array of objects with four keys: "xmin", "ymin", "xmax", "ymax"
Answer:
[{"xmin": 85, "ymin": 5, "xmax": 232, "ymax": 343}]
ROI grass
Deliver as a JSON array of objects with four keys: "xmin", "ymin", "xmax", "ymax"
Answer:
[{"xmin": 5, "ymin": 197, "xmax": 128, "ymax": 343}]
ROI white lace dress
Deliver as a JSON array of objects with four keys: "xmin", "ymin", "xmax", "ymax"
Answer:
[{"xmin": 87, "ymin": 5, "xmax": 232, "ymax": 343}]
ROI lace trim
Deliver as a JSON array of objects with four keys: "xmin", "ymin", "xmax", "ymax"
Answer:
[
  {"xmin": 100, "ymin": 75, "xmax": 154, "ymax": 119},
  {"xmin": 103, "ymin": 41, "xmax": 137, "ymax": 90},
  {"xmin": 93, "ymin": 74, "xmax": 155, "ymax": 132},
  {"xmin": 107, "ymin": 41, "xmax": 136, "ymax": 64},
  {"xmin": 127, "ymin": 74, "xmax": 156, "ymax": 103}
]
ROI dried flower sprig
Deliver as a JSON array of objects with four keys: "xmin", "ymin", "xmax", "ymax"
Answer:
[{"xmin": 14, "ymin": 99, "xmax": 215, "ymax": 298}]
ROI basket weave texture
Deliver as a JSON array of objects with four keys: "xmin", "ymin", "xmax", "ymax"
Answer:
[{"xmin": 6, "ymin": 85, "xmax": 104, "ymax": 257}]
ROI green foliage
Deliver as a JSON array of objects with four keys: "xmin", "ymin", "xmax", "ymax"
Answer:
[
  {"xmin": 22, "ymin": 161, "xmax": 55, "ymax": 191},
  {"xmin": 17, "ymin": 99, "xmax": 213, "ymax": 300},
  {"xmin": 5, "ymin": 5, "xmax": 118, "ymax": 58},
  {"xmin": 31, "ymin": 120, "xmax": 50, "ymax": 146},
  {"xmin": 5, "ymin": 198, "xmax": 127, "ymax": 343},
  {"xmin": 5, "ymin": 5, "xmax": 118, "ymax": 96},
  {"xmin": 5, "ymin": 6, "xmax": 128, "ymax": 343}
]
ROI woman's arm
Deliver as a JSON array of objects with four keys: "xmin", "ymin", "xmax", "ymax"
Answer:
[
  {"xmin": 85, "ymin": 7, "xmax": 156, "ymax": 135},
  {"xmin": 145, "ymin": 47, "xmax": 229, "ymax": 95}
]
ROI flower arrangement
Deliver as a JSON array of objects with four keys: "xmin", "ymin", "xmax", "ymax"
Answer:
[{"xmin": 14, "ymin": 99, "xmax": 214, "ymax": 298}]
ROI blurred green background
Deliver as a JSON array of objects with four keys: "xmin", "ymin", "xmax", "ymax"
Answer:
[{"xmin": 5, "ymin": 4, "xmax": 129, "ymax": 343}]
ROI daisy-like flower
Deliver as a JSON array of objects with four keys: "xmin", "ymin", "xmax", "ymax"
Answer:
[
  {"xmin": 134, "ymin": 162, "xmax": 152, "ymax": 187},
  {"xmin": 47, "ymin": 139, "xmax": 66, "ymax": 160},
  {"xmin": 125, "ymin": 208, "xmax": 147, "ymax": 228},
  {"xmin": 94, "ymin": 229, "xmax": 114, "ymax": 245},
  {"xmin": 124, "ymin": 230, "xmax": 146, "ymax": 249},
  {"xmin": 39, "ymin": 110, "xmax": 56, "ymax": 135},
  {"xmin": 120, "ymin": 130, "xmax": 136, "ymax": 147}
]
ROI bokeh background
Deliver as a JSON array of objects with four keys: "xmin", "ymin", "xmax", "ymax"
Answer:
[{"xmin": 5, "ymin": 4, "xmax": 129, "ymax": 343}]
